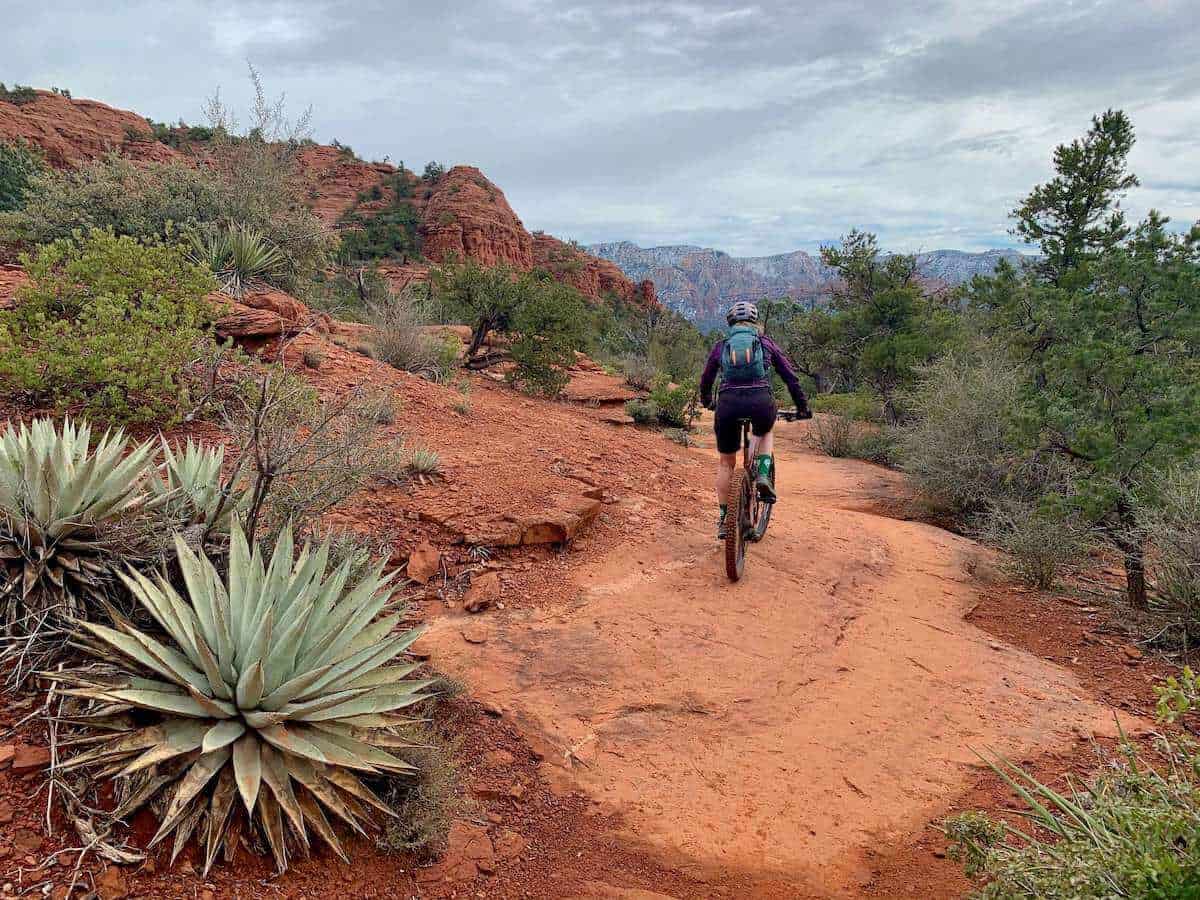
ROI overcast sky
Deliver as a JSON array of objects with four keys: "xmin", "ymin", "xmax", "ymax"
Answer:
[{"xmin": 6, "ymin": 0, "xmax": 1199, "ymax": 256}]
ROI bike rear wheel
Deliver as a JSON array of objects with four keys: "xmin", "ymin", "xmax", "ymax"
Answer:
[{"xmin": 725, "ymin": 468, "xmax": 751, "ymax": 581}]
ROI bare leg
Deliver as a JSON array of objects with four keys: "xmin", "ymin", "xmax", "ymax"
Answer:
[
  {"xmin": 716, "ymin": 452, "xmax": 737, "ymax": 505},
  {"xmin": 752, "ymin": 427, "xmax": 775, "ymax": 459}
]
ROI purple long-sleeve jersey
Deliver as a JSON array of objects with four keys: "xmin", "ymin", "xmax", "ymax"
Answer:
[{"xmin": 699, "ymin": 334, "xmax": 808, "ymax": 409}]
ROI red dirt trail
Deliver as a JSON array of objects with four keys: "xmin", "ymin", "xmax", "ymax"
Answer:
[{"xmin": 419, "ymin": 421, "xmax": 1142, "ymax": 897}]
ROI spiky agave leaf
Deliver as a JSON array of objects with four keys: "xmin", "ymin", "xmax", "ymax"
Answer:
[
  {"xmin": 188, "ymin": 224, "xmax": 285, "ymax": 298},
  {"xmin": 52, "ymin": 523, "xmax": 430, "ymax": 873},
  {"xmin": 147, "ymin": 439, "xmax": 247, "ymax": 534},
  {"xmin": 0, "ymin": 418, "xmax": 155, "ymax": 632}
]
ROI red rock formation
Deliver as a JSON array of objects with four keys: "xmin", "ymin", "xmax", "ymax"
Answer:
[
  {"xmin": 296, "ymin": 144, "xmax": 395, "ymax": 227},
  {"xmin": 0, "ymin": 91, "xmax": 178, "ymax": 167},
  {"xmin": 419, "ymin": 166, "xmax": 533, "ymax": 269},
  {"xmin": 531, "ymin": 233, "xmax": 656, "ymax": 309},
  {"xmin": 0, "ymin": 90, "xmax": 659, "ymax": 311}
]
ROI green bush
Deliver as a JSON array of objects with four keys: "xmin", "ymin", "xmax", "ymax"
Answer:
[
  {"xmin": 0, "ymin": 229, "xmax": 217, "ymax": 425},
  {"xmin": 187, "ymin": 223, "xmax": 285, "ymax": 296},
  {"xmin": 507, "ymin": 281, "xmax": 588, "ymax": 398},
  {"xmin": 0, "ymin": 84, "xmax": 37, "ymax": 106},
  {"xmin": 810, "ymin": 392, "xmax": 880, "ymax": 421},
  {"xmin": 650, "ymin": 378, "xmax": 699, "ymax": 429},
  {"xmin": 975, "ymin": 498, "xmax": 1094, "ymax": 589},
  {"xmin": 0, "ymin": 155, "xmax": 227, "ymax": 245},
  {"xmin": 625, "ymin": 398, "xmax": 659, "ymax": 425},
  {"xmin": 0, "ymin": 141, "xmax": 44, "ymax": 213}
]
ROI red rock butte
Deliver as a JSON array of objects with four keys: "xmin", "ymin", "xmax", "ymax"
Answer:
[{"xmin": 0, "ymin": 89, "xmax": 656, "ymax": 310}]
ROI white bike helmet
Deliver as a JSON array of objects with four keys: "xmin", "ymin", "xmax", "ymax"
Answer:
[{"xmin": 726, "ymin": 301, "xmax": 759, "ymax": 326}]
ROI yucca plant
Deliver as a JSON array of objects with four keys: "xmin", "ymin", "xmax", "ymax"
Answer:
[
  {"xmin": 51, "ymin": 525, "xmax": 431, "ymax": 873},
  {"xmin": 188, "ymin": 224, "xmax": 285, "ymax": 298},
  {"xmin": 148, "ymin": 439, "xmax": 246, "ymax": 535},
  {"xmin": 405, "ymin": 448, "xmax": 442, "ymax": 484},
  {"xmin": 0, "ymin": 418, "xmax": 154, "ymax": 632}
]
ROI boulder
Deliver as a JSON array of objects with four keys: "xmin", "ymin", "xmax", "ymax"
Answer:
[
  {"xmin": 213, "ymin": 289, "xmax": 329, "ymax": 340},
  {"xmin": 416, "ymin": 820, "xmax": 496, "ymax": 883},
  {"xmin": 406, "ymin": 541, "xmax": 441, "ymax": 584}
]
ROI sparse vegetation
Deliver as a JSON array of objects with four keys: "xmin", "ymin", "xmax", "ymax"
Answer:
[
  {"xmin": 946, "ymin": 686, "xmax": 1200, "ymax": 898},
  {"xmin": 405, "ymin": 447, "xmax": 443, "ymax": 482},
  {"xmin": 0, "ymin": 229, "xmax": 217, "ymax": 425},
  {"xmin": 0, "ymin": 140, "xmax": 44, "ymax": 213},
  {"xmin": 625, "ymin": 398, "xmax": 659, "ymax": 426},
  {"xmin": 0, "ymin": 83, "xmax": 38, "ymax": 106},
  {"xmin": 338, "ymin": 172, "xmax": 422, "ymax": 264},
  {"xmin": 369, "ymin": 291, "xmax": 460, "ymax": 382}
]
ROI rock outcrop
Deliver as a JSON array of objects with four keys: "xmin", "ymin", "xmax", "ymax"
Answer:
[
  {"xmin": 420, "ymin": 166, "xmax": 534, "ymax": 269},
  {"xmin": 531, "ymin": 233, "xmax": 656, "ymax": 309},
  {"xmin": 0, "ymin": 88, "xmax": 661, "ymax": 314},
  {"xmin": 0, "ymin": 90, "xmax": 178, "ymax": 167}
]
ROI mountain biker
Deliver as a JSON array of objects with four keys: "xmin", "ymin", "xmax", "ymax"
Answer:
[{"xmin": 700, "ymin": 301, "xmax": 812, "ymax": 539}]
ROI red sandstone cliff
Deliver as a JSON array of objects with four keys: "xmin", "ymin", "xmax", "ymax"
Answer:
[{"xmin": 0, "ymin": 90, "xmax": 657, "ymax": 309}]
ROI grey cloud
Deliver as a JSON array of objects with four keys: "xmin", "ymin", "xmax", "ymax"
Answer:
[{"xmin": 2, "ymin": 0, "xmax": 1197, "ymax": 255}]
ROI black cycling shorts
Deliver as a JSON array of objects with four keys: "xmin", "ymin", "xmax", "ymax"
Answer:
[{"xmin": 714, "ymin": 386, "xmax": 777, "ymax": 454}]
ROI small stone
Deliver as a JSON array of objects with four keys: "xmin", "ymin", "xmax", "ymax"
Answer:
[
  {"xmin": 0, "ymin": 746, "xmax": 14, "ymax": 769},
  {"xmin": 461, "ymin": 625, "xmax": 489, "ymax": 645},
  {"xmin": 483, "ymin": 749, "xmax": 515, "ymax": 768},
  {"xmin": 13, "ymin": 827, "xmax": 41, "ymax": 855},
  {"xmin": 406, "ymin": 542, "xmax": 442, "ymax": 585},
  {"xmin": 1122, "ymin": 645, "xmax": 1144, "ymax": 661},
  {"xmin": 10, "ymin": 745, "xmax": 49, "ymax": 774},
  {"xmin": 494, "ymin": 829, "xmax": 527, "ymax": 862},
  {"xmin": 0, "ymin": 801, "xmax": 13, "ymax": 825},
  {"xmin": 464, "ymin": 571, "xmax": 501, "ymax": 613},
  {"xmin": 508, "ymin": 782, "xmax": 527, "ymax": 801}
]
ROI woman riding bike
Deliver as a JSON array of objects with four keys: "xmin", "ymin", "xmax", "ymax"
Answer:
[{"xmin": 700, "ymin": 301, "xmax": 811, "ymax": 539}]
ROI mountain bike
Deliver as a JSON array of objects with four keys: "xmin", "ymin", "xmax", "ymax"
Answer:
[{"xmin": 724, "ymin": 417, "xmax": 777, "ymax": 581}]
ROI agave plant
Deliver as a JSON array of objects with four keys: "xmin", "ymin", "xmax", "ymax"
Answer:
[
  {"xmin": 148, "ymin": 439, "xmax": 247, "ymax": 534},
  {"xmin": 53, "ymin": 525, "xmax": 431, "ymax": 873},
  {"xmin": 0, "ymin": 418, "xmax": 154, "ymax": 631},
  {"xmin": 188, "ymin": 224, "xmax": 285, "ymax": 298}
]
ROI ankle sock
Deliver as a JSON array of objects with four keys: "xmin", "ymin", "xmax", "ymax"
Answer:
[{"xmin": 755, "ymin": 454, "xmax": 772, "ymax": 478}]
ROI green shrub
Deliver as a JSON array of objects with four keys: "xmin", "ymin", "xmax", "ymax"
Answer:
[
  {"xmin": 896, "ymin": 346, "xmax": 1056, "ymax": 519},
  {"xmin": 0, "ymin": 84, "xmax": 37, "ymax": 106},
  {"xmin": 810, "ymin": 392, "xmax": 880, "ymax": 421},
  {"xmin": 0, "ymin": 140, "xmax": 43, "ymax": 213},
  {"xmin": 650, "ymin": 378, "xmax": 699, "ymax": 429},
  {"xmin": 625, "ymin": 398, "xmax": 659, "ymax": 425},
  {"xmin": 0, "ymin": 230, "xmax": 217, "ymax": 425},
  {"xmin": 0, "ymin": 155, "xmax": 227, "ymax": 245},
  {"xmin": 508, "ymin": 281, "xmax": 588, "ymax": 398},
  {"xmin": 975, "ymin": 498, "xmax": 1094, "ymax": 589},
  {"xmin": 405, "ymin": 447, "xmax": 442, "ymax": 482},
  {"xmin": 1139, "ymin": 465, "xmax": 1200, "ymax": 642}
]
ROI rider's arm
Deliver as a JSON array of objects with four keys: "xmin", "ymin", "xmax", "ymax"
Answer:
[
  {"xmin": 699, "ymin": 342, "xmax": 723, "ymax": 407},
  {"xmin": 761, "ymin": 336, "xmax": 809, "ymax": 411}
]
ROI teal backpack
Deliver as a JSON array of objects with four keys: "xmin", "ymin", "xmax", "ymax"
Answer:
[{"xmin": 720, "ymin": 324, "xmax": 766, "ymax": 384}]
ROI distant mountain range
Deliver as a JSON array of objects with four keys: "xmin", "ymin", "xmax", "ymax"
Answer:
[{"xmin": 588, "ymin": 241, "xmax": 1030, "ymax": 329}]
